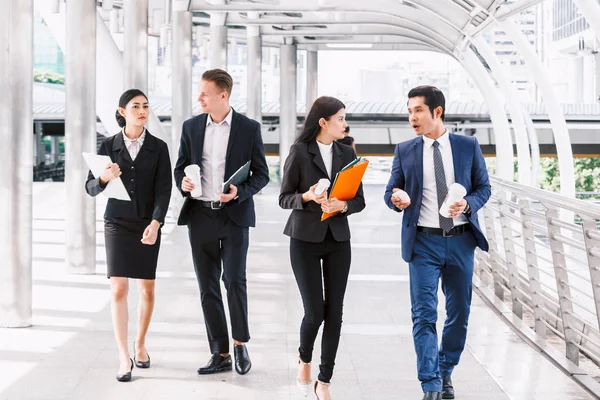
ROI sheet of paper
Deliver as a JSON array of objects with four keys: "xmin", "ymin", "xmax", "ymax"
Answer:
[{"xmin": 83, "ymin": 152, "xmax": 131, "ymax": 201}]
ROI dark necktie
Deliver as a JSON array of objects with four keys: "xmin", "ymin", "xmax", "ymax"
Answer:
[{"xmin": 433, "ymin": 140, "xmax": 454, "ymax": 233}]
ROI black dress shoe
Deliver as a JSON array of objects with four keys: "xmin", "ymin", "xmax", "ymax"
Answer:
[
  {"xmin": 442, "ymin": 376, "xmax": 455, "ymax": 399},
  {"xmin": 234, "ymin": 344, "xmax": 252, "ymax": 375},
  {"xmin": 133, "ymin": 341, "xmax": 151, "ymax": 368},
  {"xmin": 197, "ymin": 353, "xmax": 232, "ymax": 375},
  {"xmin": 422, "ymin": 392, "xmax": 441, "ymax": 400},
  {"xmin": 134, "ymin": 352, "xmax": 151, "ymax": 368},
  {"xmin": 116, "ymin": 358, "xmax": 134, "ymax": 382}
]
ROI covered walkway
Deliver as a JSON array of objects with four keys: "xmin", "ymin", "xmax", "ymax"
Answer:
[{"xmin": 0, "ymin": 183, "xmax": 594, "ymax": 399}]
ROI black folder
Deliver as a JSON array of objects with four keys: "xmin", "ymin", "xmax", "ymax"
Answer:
[{"xmin": 222, "ymin": 161, "xmax": 251, "ymax": 194}]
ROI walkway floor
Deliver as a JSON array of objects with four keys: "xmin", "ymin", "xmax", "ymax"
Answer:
[{"xmin": 0, "ymin": 183, "xmax": 595, "ymax": 400}]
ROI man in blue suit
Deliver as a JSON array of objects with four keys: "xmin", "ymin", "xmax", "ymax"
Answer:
[{"xmin": 384, "ymin": 86, "xmax": 491, "ymax": 400}]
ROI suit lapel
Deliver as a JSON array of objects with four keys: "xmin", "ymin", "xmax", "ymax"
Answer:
[
  {"xmin": 414, "ymin": 138, "xmax": 423, "ymax": 189},
  {"xmin": 133, "ymin": 131, "xmax": 155, "ymax": 164},
  {"xmin": 112, "ymin": 133, "xmax": 133, "ymax": 165},
  {"xmin": 331, "ymin": 142, "xmax": 344, "ymax": 179},
  {"xmin": 308, "ymin": 140, "xmax": 329, "ymax": 178},
  {"xmin": 225, "ymin": 109, "xmax": 239, "ymax": 165},
  {"xmin": 449, "ymin": 133, "xmax": 462, "ymax": 184},
  {"xmin": 196, "ymin": 114, "xmax": 208, "ymax": 162}
]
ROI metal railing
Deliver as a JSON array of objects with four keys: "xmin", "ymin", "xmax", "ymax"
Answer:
[{"xmin": 475, "ymin": 176, "xmax": 600, "ymax": 368}]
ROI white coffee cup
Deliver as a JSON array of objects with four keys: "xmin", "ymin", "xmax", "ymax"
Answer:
[
  {"xmin": 393, "ymin": 189, "xmax": 411, "ymax": 203},
  {"xmin": 184, "ymin": 164, "xmax": 202, "ymax": 198},
  {"xmin": 439, "ymin": 183, "xmax": 467, "ymax": 218},
  {"xmin": 315, "ymin": 178, "xmax": 331, "ymax": 195}
]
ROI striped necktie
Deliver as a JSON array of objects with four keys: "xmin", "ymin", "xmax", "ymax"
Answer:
[{"xmin": 433, "ymin": 140, "xmax": 454, "ymax": 233}]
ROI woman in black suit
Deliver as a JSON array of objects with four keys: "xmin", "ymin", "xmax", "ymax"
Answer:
[
  {"xmin": 85, "ymin": 89, "xmax": 172, "ymax": 382},
  {"xmin": 279, "ymin": 96, "xmax": 366, "ymax": 400}
]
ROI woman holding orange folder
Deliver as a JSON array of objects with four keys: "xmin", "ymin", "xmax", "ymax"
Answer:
[{"xmin": 279, "ymin": 96, "xmax": 366, "ymax": 400}]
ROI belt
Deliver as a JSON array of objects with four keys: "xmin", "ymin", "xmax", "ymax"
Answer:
[
  {"xmin": 416, "ymin": 224, "xmax": 470, "ymax": 237},
  {"xmin": 195, "ymin": 200, "xmax": 224, "ymax": 210}
]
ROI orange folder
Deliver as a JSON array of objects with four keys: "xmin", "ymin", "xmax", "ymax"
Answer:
[{"xmin": 321, "ymin": 158, "xmax": 369, "ymax": 221}]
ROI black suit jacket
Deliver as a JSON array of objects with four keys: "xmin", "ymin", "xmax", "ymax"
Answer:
[
  {"xmin": 85, "ymin": 131, "xmax": 172, "ymax": 224},
  {"xmin": 279, "ymin": 140, "xmax": 366, "ymax": 243},
  {"xmin": 173, "ymin": 109, "xmax": 270, "ymax": 227}
]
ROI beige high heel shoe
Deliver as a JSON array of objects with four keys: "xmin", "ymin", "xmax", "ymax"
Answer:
[
  {"xmin": 296, "ymin": 359, "xmax": 312, "ymax": 397},
  {"xmin": 313, "ymin": 380, "xmax": 331, "ymax": 400}
]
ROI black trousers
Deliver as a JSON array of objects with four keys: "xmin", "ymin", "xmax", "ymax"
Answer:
[
  {"xmin": 290, "ymin": 229, "xmax": 351, "ymax": 383},
  {"xmin": 188, "ymin": 205, "xmax": 250, "ymax": 354}
]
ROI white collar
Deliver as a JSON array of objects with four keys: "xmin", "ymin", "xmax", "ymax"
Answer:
[
  {"xmin": 316, "ymin": 140, "xmax": 333, "ymax": 151},
  {"xmin": 122, "ymin": 127, "xmax": 146, "ymax": 143},
  {"xmin": 207, "ymin": 108, "xmax": 233, "ymax": 127},
  {"xmin": 422, "ymin": 129, "xmax": 449, "ymax": 149}
]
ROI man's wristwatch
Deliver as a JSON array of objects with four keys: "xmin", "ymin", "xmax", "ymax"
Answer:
[
  {"xmin": 463, "ymin": 202, "xmax": 471, "ymax": 214},
  {"xmin": 341, "ymin": 202, "xmax": 349, "ymax": 213}
]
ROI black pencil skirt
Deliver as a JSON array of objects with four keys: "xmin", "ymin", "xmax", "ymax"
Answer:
[{"xmin": 104, "ymin": 218, "xmax": 161, "ymax": 280}]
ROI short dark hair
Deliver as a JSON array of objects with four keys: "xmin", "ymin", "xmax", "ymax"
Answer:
[
  {"xmin": 202, "ymin": 69, "xmax": 233, "ymax": 96},
  {"xmin": 296, "ymin": 96, "xmax": 345, "ymax": 144},
  {"xmin": 407, "ymin": 85, "xmax": 445, "ymax": 121},
  {"xmin": 115, "ymin": 89, "xmax": 148, "ymax": 128}
]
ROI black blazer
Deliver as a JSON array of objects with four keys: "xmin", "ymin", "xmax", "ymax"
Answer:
[
  {"xmin": 85, "ymin": 132, "xmax": 172, "ymax": 224},
  {"xmin": 173, "ymin": 109, "xmax": 270, "ymax": 227},
  {"xmin": 279, "ymin": 140, "xmax": 366, "ymax": 243}
]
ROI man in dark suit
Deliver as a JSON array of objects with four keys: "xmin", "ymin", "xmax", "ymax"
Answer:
[
  {"xmin": 384, "ymin": 86, "xmax": 491, "ymax": 400},
  {"xmin": 174, "ymin": 69, "xmax": 269, "ymax": 376}
]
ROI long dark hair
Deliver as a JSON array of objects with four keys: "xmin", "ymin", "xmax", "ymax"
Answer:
[
  {"xmin": 296, "ymin": 96, "xmax": 345, "ymax": 144},
  {"xmin": 115, "ymin": 89, "xmax": 148, "ymax": 128}
]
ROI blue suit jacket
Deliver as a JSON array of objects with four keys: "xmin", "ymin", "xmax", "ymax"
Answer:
[{"xmin": 384, "ymin": 133, "xmax": 491, "ymax": 262}]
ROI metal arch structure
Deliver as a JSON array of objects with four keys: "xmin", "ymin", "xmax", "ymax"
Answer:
[{"xmin": 186, "ymin": 0, "xmax": 525, "ymax": 178}]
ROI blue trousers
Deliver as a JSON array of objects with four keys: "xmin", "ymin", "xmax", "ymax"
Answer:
[{"xmin": 409, "ymin": 230, "xmax": 476, "ymax": 393}]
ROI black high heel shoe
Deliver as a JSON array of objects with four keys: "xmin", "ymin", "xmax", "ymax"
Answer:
[
  {"xmin": 133, "ymin": 340, "xmax": 151, "ymax": 368},
  {"xmin": 116, "ymin": 358, "xmax": 133, "ymax": 382}
]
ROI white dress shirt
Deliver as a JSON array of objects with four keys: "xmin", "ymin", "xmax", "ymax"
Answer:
[
  {"xmin": 418, "ymin": 130, "xmax": 468, "ymax": 228},
  {"xmin": 316, "ymin": 140, "xmax": 333, "ymax": 179},
  {"xmin": 197, "ymin": 108, "xmax": 233, "ymax": 201},
  {"xmin": 122, "ymin": 128, "xmax": 146, "ymax": 161}
]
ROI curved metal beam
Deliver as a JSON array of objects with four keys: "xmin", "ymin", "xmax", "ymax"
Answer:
[
  {"xmin": 461, "ymin": 48, "xmax": 514, "ymax": 181},
  {"xmin": 259, "ymin": 25, "xmax": 455, "ymax": 54},
  {"xmin": 471, "ymin": 36, "xmax": 531, "ymax": 185},
  {"xmin": 501, "ymin": 18, "xmax": 575, "ymax": 197},
  {"xmin": 226, "ymin": 12, "xmax": 457, "ymax": 50}
]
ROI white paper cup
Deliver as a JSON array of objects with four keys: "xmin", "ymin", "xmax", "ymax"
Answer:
[
  {"xmin": 393, "ymin": 189, "xmax": 411, "ymax": 203},
  {"xmin": 184, "ymin": 164, "xmax": 202, "ymax": 198},
  {"xmin": 439, "ymin": 183, "xmax": 467, "ymax": 218},
  {"xmin": 315, "ymin": 178, "xmax": 331, "ymax": 195}
]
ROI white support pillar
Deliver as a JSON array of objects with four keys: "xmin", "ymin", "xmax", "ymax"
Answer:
[
  {"xmin": 595, "ymin": 48, "xmax": 600, "ymax": 102},
  {"xmin": 35, "ymin": 123, "xmax": 45, "ymax": 166},
  {"xmin": 65, "ymin": 0, "xmax": 96, "ymax": 275},
  {"xmin": 472, "ymin": 37, "xmax": 531, "ymax": 185},
  {"xmin": 0, "ymin": 0, "xmax": 33, "ymax": 327},
  {"xmin": 124, "ymin": 0, "xmax": 148, "ymax": 91},
  {"xmin": 171, "ymin": 10, "xmax": 192, "ymax": 158},
  {"xmin": 501, "ymin": 19, "xmax": 575, "ymax": 197},
  {"xmin": 461, "ymin": 48, "xmax": 514, "ymax": 181},
  {"xmin": 279, "ymin": 42, "xmax": 297, "ymax": 175},
  {"xmin": 306, "ymin": 46, "xmax": 318, "ymax": 114},
  {"xmin": 209, "ymin": 11, "xmax": 227, "ymax": 70},
  {"xmin": 246, "ymin": 23, "xmax": 262, "ymax": 124}
]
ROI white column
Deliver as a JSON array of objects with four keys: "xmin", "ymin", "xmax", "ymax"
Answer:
[
  {"xmin": 0, "ymin": 0, "xmax": 33, "ymax": 327},
  {"xmin": 124, "ymin": 0, "xmax": 148, "ymax": 91},
  {"xmin": 472, "ymin": 37, "xmax": 531, "ymax": 185},
  {"xmin": 171, "ymin": 10, "xmax": 192, "ymax": 158},
  {"xmin": 595, "ymin": 49, "xmax": 600, "ymax": 102},
  {"xmin": 65, "ymin": 0, "xmax": 96, "ymax": 275},
  {"xmin": 502, "ymin": 19, "xmax": 575, "ymax": 197},
  {"xmin": 279, "ymin": 42, "xmax": 297, "ymax": 175},
  {"xmin": 306, "ymin": 46, "xmax": 318, "ymax": 114},
  {"xmin": 571, "ymin": 56, "xmax": 584, "ymax": 104},
  {"xmin": 34, "ymin": 123, "xmax": 45, "ymax": 166},
  {"xmin": 461, "ymin": 49, "xmax": 514, "ymax": 181},
  {"xmin": 209, "ymin": 12, "xmax": 227, "ymax": 70},
  {"xmin": 246, "ymin": 24, "xmax": 262, "ymax": 124}
]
